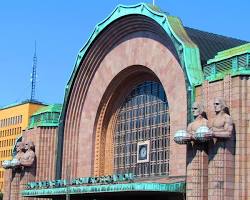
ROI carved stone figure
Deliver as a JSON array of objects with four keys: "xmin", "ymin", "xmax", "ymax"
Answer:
[
  {"xmin": 2, "ymin": 142, "xmax": 25, "ymax": 169},
  {"xmin": 20, "ymin": 141, "xmax": 35, "ymax": 167},
  {"xmin": 11, "ymin": 142, "xmax": 25, "ymax": 168},
  {"xmin": 2, "ymin": 141, "xmax": 36, "ymax": 170},
  {"xmin": 207, "ymin": 97, "xmax": 234, "ymax": 200},
  {"xmin": 2, "ymin": 141, "xmax": 33, "ymax": 200},
  {"xmin": 19, "ymin": 141, "xmax": 36, "ymax": 200},
  {"xmin": 174, "ymin": 102, "xmax": 209, "ymax": 144},
  {"xmin": 186, "ymin": 102, "xmax": 209, "ymax": 199},
  {"xmin": 187, "ymin": 101, "xmax": 208, "ymax": 140},
  {"xmin": 206, "ymin": 97, "xmax": 233, "ymax": 138}
]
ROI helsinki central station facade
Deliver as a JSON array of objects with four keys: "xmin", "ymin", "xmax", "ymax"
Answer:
[{"xmin": 3, "ymin": 3, "xmax": 250, "ymax": 200}]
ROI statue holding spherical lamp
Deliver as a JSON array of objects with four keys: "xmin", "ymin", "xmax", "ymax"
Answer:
[
  {"xmin": 174, "ymin": 101, "xmax": 210, "ymax": 145},
  {"xmin": 180, "ymin": 101, "xmax": 209, "ymax": 199},
  {"xmin": 207, "ymin": 97, "xmax": 234, "ymax": 199}
]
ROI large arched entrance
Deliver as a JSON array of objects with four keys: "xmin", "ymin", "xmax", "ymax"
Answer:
[
  {"xmin": 114, "ymin": 80, "xmax": 170, "ymax": 177},
  {"xmin": 93, "ymin": 66, "xmax": 172, "ymax": 177}
]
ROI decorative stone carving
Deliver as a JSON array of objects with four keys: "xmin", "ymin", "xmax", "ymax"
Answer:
[
  {"xmin": 207, "ymin": 97, "xmax": 235, "ymax": 200},
  {"xmin": 174, "ymin": 102, "xmax": 209, "ymax": 144},
  {"xmin": 187, "ymin": 102, "xmax": 208, "ymax": 141},
  {"xmin": 12, "ymin": 141, "xmax": 25, "ymax": 168},
  {"xmin": 186, "ymin": 102, "xmax": 209, "ymax": 199},
  {"xmin": 206, "ymin": 97, "xmax": 233, "ymax": 139},
  {"xmin": 2, "ymin": 142, "xmax": 25, "ymax": 169},
  {"xmin": 20, "ymin": 141, "xmax": 35, "ymax": 167},
  {"xmin": 2, "ymin": 141, "xmax": 35, "ymax": 170}
]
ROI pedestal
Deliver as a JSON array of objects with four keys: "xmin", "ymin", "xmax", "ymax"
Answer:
[{"xmin": 186, "ymin": 142, "xmax": 208, "ymax": 200}]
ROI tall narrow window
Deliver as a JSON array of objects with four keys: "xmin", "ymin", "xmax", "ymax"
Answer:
[{"xmin": 114, "ymin": 81, "xmax": 170, "ymax": 178}]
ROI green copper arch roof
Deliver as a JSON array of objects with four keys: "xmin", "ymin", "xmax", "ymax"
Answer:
[{"xmin": 66, "ymin": 3, "xmax": 203, "ymax": 92}]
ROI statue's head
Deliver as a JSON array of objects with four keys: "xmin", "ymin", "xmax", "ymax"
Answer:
[
  {"xmin": 25, "ymin": 141, "xmax": 35, "ymax": 151},
  {"xmin": 192, "ymin": 102, "xmax": 204, "ymax": 118},
  {"xmin": 213, "ymin": 97, "xmax": 226, "ymax": 113},
  {"xmin": 16, "ymin": 142, "xmax": 25, "ymax": 152}
]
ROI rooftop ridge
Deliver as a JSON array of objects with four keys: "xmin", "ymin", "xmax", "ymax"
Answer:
[
  {"xmin": 185, "ymin": 27, "xmax": 249, "ymax": 43},
  {"xmin": 0, "ymin": 99, "xmax": 45, "ymax": 111},
  {"xmin": 185, "ymin": 27, "xmax": 248, "ymax": 65}
]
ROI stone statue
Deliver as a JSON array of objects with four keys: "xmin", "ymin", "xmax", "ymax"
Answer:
[
  {"xmin": 2, "ymin": 141, "xmax": 36, "ymax": 200},
  {"xmin": 15, "ymin": 142, "xmax": 25, "ymax": 160},
  {"xmin": 20, "ymin": 141, "xmax": 35, "ymax": 167},
  {"xmin": 186, "ymin": 101, "xmax": 209, "ymax": 199},
  {"xmin": 187, "ymin": 101, "xmax": 208, "ymax": 141},
  {"xmin": 207, "ymin": 97, "xmax": 234, "ymax": 200},
  {"xmin": 11, "ymin": 142, "xmax": 25, "ymax": 168},
  {"xmin": 2, "ymin": 141, "xmax": 35, "ymax": 170},
  {"xmin": 206, "ymin": 97, "xmax": 233, "ymax": 138},
  {"xmin": 174, "ymin": 102, "xmax": 209, "ymax": 144},
  {"xmin": 2, "ymin": 142, "xmax": 25, "ymax": 169}
]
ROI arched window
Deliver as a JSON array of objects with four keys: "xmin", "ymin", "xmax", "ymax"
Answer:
[{"xmin": 114, "ymin": 81, "xmax": 170, "ymax": 177}]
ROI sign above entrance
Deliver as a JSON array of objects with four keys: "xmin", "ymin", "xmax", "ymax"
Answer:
[
  {"xmin": 22, "ymin": 182, "xmax": 186, "ymax": 197},
  {"xmin": 26, "ymin": 173, "xmax": 134, "ymax": 190}
]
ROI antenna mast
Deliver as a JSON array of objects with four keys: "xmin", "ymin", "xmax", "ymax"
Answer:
[{"xmin": 30, "ymin": 41, "xmax": 37, "ymax": 100}]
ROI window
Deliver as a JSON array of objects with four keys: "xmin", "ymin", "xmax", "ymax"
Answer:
[
  {"xmin": 114, "ymin": 81, "xmax": 170, "ymax": 178},
  {"xmin": 20, "ymin": 115, "xmax": 23, "ymax": 123}
]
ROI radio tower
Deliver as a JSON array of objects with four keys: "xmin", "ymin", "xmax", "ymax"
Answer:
[{"xmin": 30, "ymin": 41, "xmax": 37, "ymax": 100}]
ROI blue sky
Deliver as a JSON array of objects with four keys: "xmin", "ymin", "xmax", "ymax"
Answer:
[{"xmin": 0, "ymin": 0, "xmax": 249, "ymax": 107}]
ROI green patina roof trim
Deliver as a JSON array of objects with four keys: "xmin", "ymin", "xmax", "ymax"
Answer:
[
  {"xmin": 208, "ymin": 43, "xmax": 250, "ymax": 64},
  {"xmin": 204, "ymin": 45, "xmax": 250, "ymax": 82},
  {"xmin": 146, "ymin": 3, "xmax": 164, "ymax": 13},
  {"xmin": 28, "ymin": 104, "xmax": 62, "ymax": 129},
  {"xmin": 22, "ymin": 182, "xmax": 185, "ymax": 196},
  {"xmin": 66, "ymin": 3, "xmax": 203, "ymax": 92},
  {"xmin": 166, "ymin": 16, "xmax": 203, "ymax": 86},
  {"xmin": 205, "ymin": 69, "xmax": 250, "ymax": 83}
]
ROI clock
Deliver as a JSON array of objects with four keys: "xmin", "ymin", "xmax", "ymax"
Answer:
[
  {"xmin": 137, "ymin": 140, "xmax": 150, "ymax": 163},
  {"xmin": 139, "ymin": 146, "xmax": 147, "ymax": 159}
]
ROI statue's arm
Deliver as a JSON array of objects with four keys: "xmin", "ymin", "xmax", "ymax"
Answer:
[{"xmin": 213, "ymin": 116, "xmax": 233, "ymax": 138}]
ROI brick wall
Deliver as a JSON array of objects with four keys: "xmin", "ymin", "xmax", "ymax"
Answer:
[
  {"xmin": 190, "ymin": 75, "xmax": 250, "ymax": 200},
  {"xmin": 3, "ymin": 127, "xmax": 57, "ymax": 200}
]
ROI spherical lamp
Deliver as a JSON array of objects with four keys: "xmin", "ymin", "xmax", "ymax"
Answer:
[
  {"xmin": 174, "ymin": 130, "xmax": 190, "ymax": 144},
  {"xmin": 194, "ymin": 126, "xmax": 210, "ymax": 142}
]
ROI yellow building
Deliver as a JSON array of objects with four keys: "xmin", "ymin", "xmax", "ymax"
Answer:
[{"xmin": 0, "ymin": 100, "xmax": 45, "ymax": 191}]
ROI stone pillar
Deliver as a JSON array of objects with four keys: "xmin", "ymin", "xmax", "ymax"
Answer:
[
  {"xmin": 186, "ymin": 143, "xmax": 208, "ymax": 200},
  {"xmin": 3, "ymin": 167, "xmax": 27, "ymax": 200},
  {"xmin": 11, "ymin": 170, "xmax": 22, "ymax": 200},
  {"xmin": 3, "ymin": 169, "xmax": 12, "ymax": 200},
  {"xmin": 208, "ymin": 137, "xmax": 235, "ymax": 200},
  {"xmin": 19, "ymin": 167, "xmax": 36, "ymax": 200}
]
